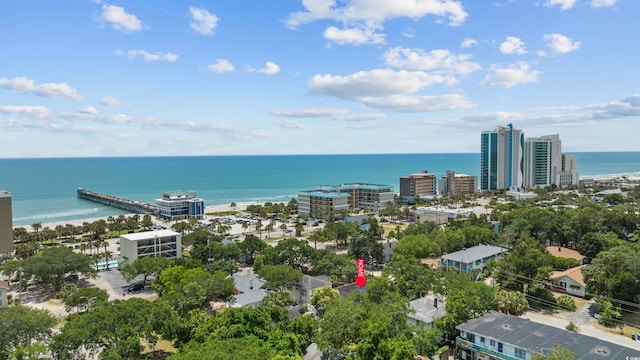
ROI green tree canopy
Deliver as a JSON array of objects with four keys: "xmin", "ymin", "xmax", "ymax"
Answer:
[
  {"xmin": 121, "ymin": 255, "xmax": 171, "ymax": 283},
  {"xmin": 0, "ymin": 305, "xmax": 57, "ymax": 360},
  {"xmin": 51, "ymin": 298, "xmax": 179, "ymax": 360},
  {"xmin": 21, "ymin": 246, "xmax": 95, "ymax": 290}
]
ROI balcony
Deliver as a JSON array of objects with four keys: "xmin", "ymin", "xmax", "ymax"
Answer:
[{"xmin": 456, "ymin": 337, "xmax": 515, "ymax": 360}]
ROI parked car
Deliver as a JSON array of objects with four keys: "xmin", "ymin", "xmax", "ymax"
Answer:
[
  {"xmin": 125, "ymin": 281, "xmax": 145, "ymax": 293},
  {"xmin": 64, "ymin": 273, "xmax": 79, "ymax": 282}
]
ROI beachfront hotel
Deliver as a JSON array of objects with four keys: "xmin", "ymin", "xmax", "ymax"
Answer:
[
  {"xmin": 154, "ymin": 190, "xmax": 205, "ymax": 221},
  {"xmin": 119, "ymin": 229, "xmax": 182, "ymax": 266},
  {"xmin": 480, "ymin": 124, "xmax": 525, "ymax": 191},
  {"xmin": 439, "ymin": 170, "xmax": 478, "ymax": 196},
  {"xmin": 0, "ymin": 190, "xmax": 13, "ymax": 255},
  {"xmin": 399, "ymin": 171, "xmax": 437, "ymax": 202},
  {"xmin": 523, "ymin": 134, "xmax": 579, "ymax": 188},
  {"xmin": 298, "ymin": 183, "xmax": 394, "ymax": 219}
]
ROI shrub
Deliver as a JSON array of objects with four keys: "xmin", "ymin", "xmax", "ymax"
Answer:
[
  {"xmin": 565, "ymin": 321, "xmax": 579, "ymax": 332},
  {"xmin": 557, "ymin": 295, "xmax": 576, "ymax": 311}
]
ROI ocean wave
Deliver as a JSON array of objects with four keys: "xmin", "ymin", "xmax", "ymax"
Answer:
[{"xmin": 13, "ymin": 208, "xmax": 102, "ymax": 222}]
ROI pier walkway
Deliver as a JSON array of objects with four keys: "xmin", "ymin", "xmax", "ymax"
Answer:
[{"xmin": 77, "ymin": 188, "xmax": 159, "ymax": 215}]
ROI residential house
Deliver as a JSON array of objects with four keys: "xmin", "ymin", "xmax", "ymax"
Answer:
[
  {"xmin": 456, "ymin": 311, "xmax": 635, "ymax": 360},
  {"xmin": 228, "ymin": 271, "xmax": 269, "ymax": 308},
  {"xmin": 382, "ymin": 240, "xmax": 398, "ymax": 264},
  {"xmin": 440, "ymin": 244, "xmax": 508, "ymax": 273},
  {"xmin": 0, "ymin": 280, "xmax": 9, "ymax": 308},
  {"xmin": 289, "ymin": 275, "xmax": 332, "ymax": 305},
  {"xmin": 407, "ymin": 295, "xmax": 446, "ymax": 328},
  {"xmin": 550, "ymin": 266, "xmax": 586, "ymax": 298},
  {"xmin": 546, "ymin": 246, "xmax": 586, "ymax": 265},
  {"xmin": 335, "ymin": 282, "xmax": 361, "ymax": 298}
]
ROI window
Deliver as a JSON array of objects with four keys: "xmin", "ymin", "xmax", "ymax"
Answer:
[
  {"xmin": 515, "ymin": 348, "xmax": 526, "ymax": 359},
  {"xmin": 498, "ymin": 342, "xmax": 503, "ymax": 353},
  {"xmin": 480, "ymin": 337, "xmax": 485, "ymax": 344},
  {"xmin": 490, "ymin": 340, "xmax": 495, "ymax": 347}
]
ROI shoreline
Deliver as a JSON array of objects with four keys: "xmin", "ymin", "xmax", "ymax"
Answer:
[{"xmin": 14, "ymin": 203, "xmax": 254, "ymax": 232}]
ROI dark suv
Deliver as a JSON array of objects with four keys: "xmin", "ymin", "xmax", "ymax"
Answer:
[{"xmin": 125, "ymin": 281, "xmax": 145, "ymax": 293}]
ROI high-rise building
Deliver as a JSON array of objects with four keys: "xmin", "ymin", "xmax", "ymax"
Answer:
[
  {"xmin": 439, "ymin": 170, "xmax": 478, "ymax": 196},
  {"xmin": 0, "ymin": 190, "xmax": 13, "ymax": 255},
  {"xmin": 523, "ymin": 134, "xmax": 579, "ymax": 188},
  {"xmin": 480, "ymin": 124, "xmax": 524, "ymax": 190},
  {"xmin": 399, "ymin": 171, "xmax": 437, "ymax": 202}
]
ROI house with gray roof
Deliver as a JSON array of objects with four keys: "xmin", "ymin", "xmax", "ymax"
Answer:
[
  {"xmin": 440, "ymin": 244, "xmax": 508, "ymax": 272},
  {"xmin": 228, "ymin": 271, "xmax": 269, "ymax": 308},
  {"xmin": 456, "ymin": 312, "xmax": 637, "ymax": 360},
  {"xmin": 407, "ymin": 295, "xmax": 446, "ymax": 328},
  {"xmin": 288, "ymin": 275, "xmax": 332, "ymax": 305}
]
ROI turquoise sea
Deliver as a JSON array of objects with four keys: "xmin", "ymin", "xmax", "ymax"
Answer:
[{"xmin": 1, "ymin": 152, "xmax": 639, "ymax": 227}]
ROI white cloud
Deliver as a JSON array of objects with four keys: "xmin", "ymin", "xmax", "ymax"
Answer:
[
  {"xmin": 276, "ymin": 120, "xmax": 305, "ymax": 129},
  {"xmin": 323, "ymin": 26, "xmax": 385, "ymax": 45},
  {"xmin": 100, "ymin": 96, "xmax": 123, "ymax": 107},
  {"xmin": 256, "ymin": 61, "xmax": 281, "ymax": 75},
  {"xmin": 189, "ymin": 7, "xmax": 219, "ymax": 35},
  {"xmin": 115, "ymin": 49, "xmax": 179, "ymax": 62},
  {"xmin": 0, "ymin": 77, "xmax": 83, "ymax": 101},
  {"xmin": 79, "ymin": 106, "xmax": 97, "ymax": 115},
  {"xmin": 403, "ymin": 28, "xmax": 415, "ymax": 38},
  {"xmin": 285, "ymin": 0, "xmax": 468, "ymax": 29},
  {"xmin": 543, "ymin": 0, "xmax": 576, "ymax": 11},
  {"xmin": 207, "ymin": 59, "xmax": 235, "ymax": 73},
  {"xmin": 270, "ymin": 108, "xmax": 384, "ymax": 121},
  {"xmin": 383, "ymin": 47, "xmax": 481, "ymax": 76},
  {"xmin": 0, "ymin": 105, "xmax": 51, "ymax": 119},
  {"xmin": 499, "ymin": 36, "xmax": 527, "ymax": 55},
  {"xmin": 480, "ymin": 61, "xmax": 540, "ymax": 88},
  {"xmin": 307, "ymin": 68, "xmax": 473, "ymax": 112},
  {"xmin": 98, "ymin": 4, "xmax": 142, "ymax": 32},
  {"xmin": 543, "ymin": 33, "xmax": 581, "ymax": 54},
  {"xmin": 361, "ymin": 94, "xmax": 474, "ymax": 112},
  {"xmin": 460, "ymin": 38, "xmax": 477, "ymax": 48},
  {"xmin": 590, "ymin": 0, "xmax": 617, "ymax": 7},
  {"xmin": 308, "ymin": 68, "xmax": 449, "ymax": 99}
]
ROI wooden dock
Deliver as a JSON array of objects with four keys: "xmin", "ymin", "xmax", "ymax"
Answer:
[{"xmin": 77, "ymin": 188, "xmax": 159, "ymax": 215}]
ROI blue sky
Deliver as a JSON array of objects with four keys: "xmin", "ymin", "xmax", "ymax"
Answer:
[{"xmin": 1, "ymin": 0, "xmax": 638, "ymax": 157}]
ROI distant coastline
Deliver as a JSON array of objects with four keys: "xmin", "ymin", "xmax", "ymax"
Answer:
[{"xmin": 2, "ymin": 152, "xmax": 639, "ymax": 226}]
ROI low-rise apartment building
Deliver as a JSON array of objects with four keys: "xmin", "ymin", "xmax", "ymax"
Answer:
[
  {"xmin": 441, "ymin": 244, "xmax": 508, "ymax": 273},
  {"xmin": 400, "ymin": 171, "xmax": 437, "ymax": 202},
  {"xmin": 456, "ymin": 312, "xmax": 635, "ymax": 360},
  {"xmin": 439, "ymin": 170, "xmax": 478, "ymax": 196},
  {"xmin": 298, "ymin": 183, "xmax": 394, "ymax": 219},
  {"xmin": 119, "ymin": 230, "xmax": 182, "ymax": 266}
]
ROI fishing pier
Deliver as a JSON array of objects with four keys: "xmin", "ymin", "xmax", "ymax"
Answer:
[{"xmin": 77, "ymin": 188, "xmax": 159, "ymax": 215}]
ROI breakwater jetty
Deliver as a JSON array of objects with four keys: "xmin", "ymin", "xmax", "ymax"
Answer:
[{"xmin": 77, "ymin": 188, "xmax": 159, "ymax": 215}]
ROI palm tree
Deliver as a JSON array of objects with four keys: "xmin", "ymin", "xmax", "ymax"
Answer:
[
  {"xmin": 31, "ymin": 222, "xmax": 42, "ymax": 234},
  {"xmin": 279, "ymin": 223, "xmax": 288, "ymax": 236},
  {"xmin": 106, "ymin": 216, "xmax": 115, "ymax": 236},
  {"xmin": 265, "ymin": 221, "xmax": 274, "ymax": 239},
  {"xmin": 230, "ymin": 202, "xmax": 237, "ymax": 211},
  {"xmin": 242, "ymin": 222, "xmax": 249, "ymax": 235},
  {"xmin": 255, "ymin": 220, "xmax": 263, "ymax": 240}
]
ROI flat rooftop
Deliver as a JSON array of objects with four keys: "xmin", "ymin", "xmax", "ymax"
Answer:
[{"xmin": 120, "ymin": 229, "xmax": 181, "ymax": 241}]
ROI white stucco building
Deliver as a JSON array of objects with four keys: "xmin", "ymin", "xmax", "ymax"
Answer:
[{"xmin": 119, "ymin": 230, "xmax": 182, "ymax": 266}]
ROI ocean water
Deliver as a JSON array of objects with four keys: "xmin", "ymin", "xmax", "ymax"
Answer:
[{"xmin": 1, "ymin": 152, "xmax": 639, "ymax": 227}]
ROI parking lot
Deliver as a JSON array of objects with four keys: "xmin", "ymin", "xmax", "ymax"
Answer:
[{"xmin": 86, "ymin": 269, "xmax": 157, "ymax": 300}]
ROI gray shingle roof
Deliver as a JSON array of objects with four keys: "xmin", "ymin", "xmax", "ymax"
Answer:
[
  {"xmin": 441, "ymin": 244, "xmax": 507, "ymax": 263},
  {"xmin": 457, "ymin": 312, "xmax": 636, "ymax": 359}
]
